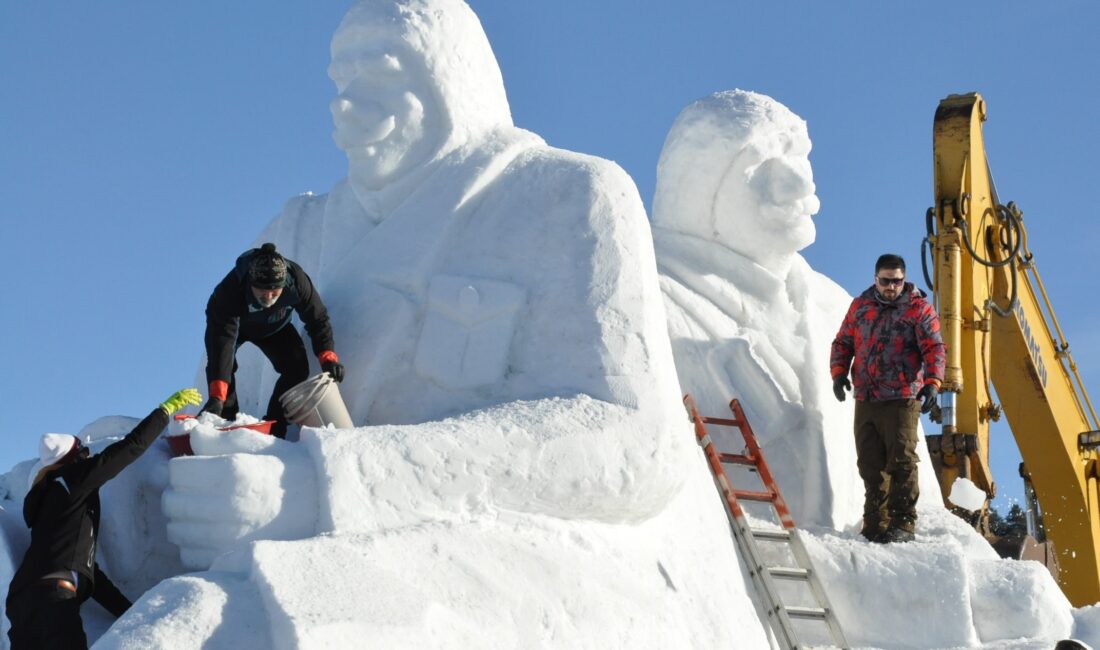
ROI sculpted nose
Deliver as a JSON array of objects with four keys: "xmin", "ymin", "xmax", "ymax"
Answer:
[{"xmin": 751, "ymin": 157, "xmax": 816, "ymax": 205}]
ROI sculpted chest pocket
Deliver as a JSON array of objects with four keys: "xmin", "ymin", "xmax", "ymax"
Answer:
[{"xmin": 414, "ymin": 274, "xmax": 526, "ymax": 390}]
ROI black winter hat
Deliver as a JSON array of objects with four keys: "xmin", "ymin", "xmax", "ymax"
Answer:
[{"xmin": 249, "ymin": 243, "xmax": 288, "ymax": 289}]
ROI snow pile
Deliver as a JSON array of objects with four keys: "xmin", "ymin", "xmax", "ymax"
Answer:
[
  {"xmin": 805, "ymin": 506, "xmax": 1074, "ymax": 647},
  {"xmin": 0, "ymin": 1, "xmax": 1098, "ymax": 649}
]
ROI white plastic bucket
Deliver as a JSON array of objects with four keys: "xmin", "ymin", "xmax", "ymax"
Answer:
[{"xmin": 279, "ymin": 373, "xmax": 354, "ymax": 429}]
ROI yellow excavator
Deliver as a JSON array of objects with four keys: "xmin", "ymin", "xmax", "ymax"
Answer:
[{"xmin": 925, "ymin": 92, "xmax": 1100, "ymax": 607}]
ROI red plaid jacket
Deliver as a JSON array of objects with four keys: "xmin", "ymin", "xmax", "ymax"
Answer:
[{"xmin": 830, "ymin": 283, "xmax": 946, "ymax": 401}]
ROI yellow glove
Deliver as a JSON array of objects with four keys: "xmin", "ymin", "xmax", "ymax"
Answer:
[{"xmin": 160, "ymin": 388, "xmax": 202, "ymax": 416}]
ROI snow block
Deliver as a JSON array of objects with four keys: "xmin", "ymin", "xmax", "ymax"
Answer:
[
  {"xmin": 300, "ymin": 396, "xmax": 686, "ymax": 536},
  {"xmin": 245, "ymin": 512, "xmax": 766, "ymax": 650},
  {"xmin": 93, "ymin": 572, "xmax": 272, "ymax": 649},
  {"xmin": 1074, "ymin": 605, "xmax": 1100, "ymax": 647},
  {"xmin": 969, "ymin": 557, "xmax": 1072, "ymax": 642},
  {"xmin": 804, "ymin": 532, "xmax": 981, "ymax": 649}
]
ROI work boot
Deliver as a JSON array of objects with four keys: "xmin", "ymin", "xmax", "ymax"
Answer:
[
  {"xmin": 880, "ymin": 526, "xmax": 915, "ymax": 544},
  {"xmin": 859, "ymin": 521, "xmax": 887, "ymax": 544}
]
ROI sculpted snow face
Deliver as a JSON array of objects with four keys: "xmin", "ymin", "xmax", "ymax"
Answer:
[
  {"xmin": 329, "ymin": 51, "xmax": 439, "ymax": 193},
  {"xmin": 328, "ymin": 0, "xmax": 511, "ymax": 201},
  {"xmin": 652, "ymin": 90, "xmax": 819, "ymax": 275}
]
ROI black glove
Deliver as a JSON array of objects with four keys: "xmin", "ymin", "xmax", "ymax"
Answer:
[
  {"xmin": 832, "ymin": 375, "xmax": 851, "ymax": 402},
  {"xmin": 917, "ymin": 384, "xmax": 939, "ymax": 414},
  {"xmin": 200, "ymin": 398, "xmax": 224, "ymax": 417},
  {"xmin": 322, "ymin": 360, "xmax": 345, "ymax": 383}
]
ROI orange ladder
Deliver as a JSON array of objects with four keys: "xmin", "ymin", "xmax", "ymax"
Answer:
[{"xmin": 685, "ymin": 394, "xmax": 849, "ymax": 650}]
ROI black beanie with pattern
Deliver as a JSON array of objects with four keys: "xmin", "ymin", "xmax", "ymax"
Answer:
[{"xmin": 248, "ymin": 243, "xmax": 288, "ymax": 289}]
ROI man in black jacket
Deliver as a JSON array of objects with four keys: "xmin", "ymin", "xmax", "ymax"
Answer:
[
  {"xmin": 201, "ymin": 243, "xmax": 344, "ymax": 438},
  {"xmin": 6, "ymin": 388, "xmax": 201, "ymax": 649}
]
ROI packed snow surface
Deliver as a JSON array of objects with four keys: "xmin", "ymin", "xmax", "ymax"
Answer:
[{"xmin": 1, "ymin": 1, "xmax": 1097, "ymax": 648}]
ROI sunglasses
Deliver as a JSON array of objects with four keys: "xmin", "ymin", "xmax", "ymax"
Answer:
[{"xmin": 876, "ymin": 276, "xmax": 905, "ymax": 287}]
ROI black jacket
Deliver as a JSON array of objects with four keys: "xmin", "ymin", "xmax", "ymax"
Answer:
[
  {"xmin": 204, "ymin": 248, "xmax": 335, "ymax": 385},
  {"xmin": 7, "ymin": 407, "xmax": 169, "ymax": 615}
]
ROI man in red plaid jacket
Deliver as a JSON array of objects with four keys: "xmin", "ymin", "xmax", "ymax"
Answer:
[{"xmin": 830, "ymin": 254, "xmax": 945, "ymax": 543}]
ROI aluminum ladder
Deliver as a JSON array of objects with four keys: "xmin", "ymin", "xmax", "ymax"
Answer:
[{"xmin": 685, "ymin": 394, "xmax": 850, "ymax": 650}]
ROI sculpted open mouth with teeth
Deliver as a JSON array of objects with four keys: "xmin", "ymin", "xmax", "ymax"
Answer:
[
  {"xmin": 331, "ymin": 99, "xmax": 397, "ymax": 153},
  {"xmin": 327, "ymin": 50, "xmax": 437, "ymax": 193},
  {"xmin": 330, "ymin": 60, "xmax": 405, "ymax": 156}
]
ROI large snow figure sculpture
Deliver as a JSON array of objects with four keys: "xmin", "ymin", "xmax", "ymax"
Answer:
[
  {"xmin": 144, "ymin": 3, "xmax": 775, "ymax": 645},
  {"xmin": 233, "ymin": 0, "xmax": 662, "ymax": 427},
  {"xmin": 652, "ymin": 90, "xmax": 864, "ymax": 530},
  {"xmin": 167, "ymin": 0, "xmax": 687, "ymax": 576}
]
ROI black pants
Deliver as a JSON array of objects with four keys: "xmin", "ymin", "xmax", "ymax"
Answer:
[
  {"xmin": 223, "ymin": 325, "xmax": 309, "ymax": 437},
  {"xmin": 6, "ymin": 583, "xmax": 88, "ymax": 650},
  {"xmin": 853, "ymin": 398, "xmax": 922, "ymax": 533}
]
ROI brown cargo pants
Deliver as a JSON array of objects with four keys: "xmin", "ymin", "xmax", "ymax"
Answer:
[{"xmin": 854, "ymin": 398, "xmax": 922, "ymax": 534}]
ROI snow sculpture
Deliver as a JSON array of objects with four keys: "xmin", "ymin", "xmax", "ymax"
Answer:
[
  {"xmin": 152, "ymin": 0, "xmax": 764, "ymax": 633},
  {"xmin": 147, "ymin": 4, "xmax": 775, "ymax": 644},
  {"xmin": 228, "ymin": 0, "xmax": 666, "ymax": 428},
  {"xmin": 652, "ymin": 90, "xmax": 938, "ymax": 530}
]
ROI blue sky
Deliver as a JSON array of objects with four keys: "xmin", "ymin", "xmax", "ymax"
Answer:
[{"xmin": 2, "ymin": 1, "xmax": 1097, "ymax": 513}]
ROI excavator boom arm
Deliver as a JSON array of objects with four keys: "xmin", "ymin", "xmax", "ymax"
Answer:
[{"xmin": 929, "ymin": 92, "xmax": 1100, "ymax": 606}]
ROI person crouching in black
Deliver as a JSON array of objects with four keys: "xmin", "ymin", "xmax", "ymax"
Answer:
[
  {"xmin": 200, "ymin": 243, "xmax": 344, "ymax": 438},
  {"xmin": 5, "ymin": 388, "xmax": 201, "ymax": 649}
]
